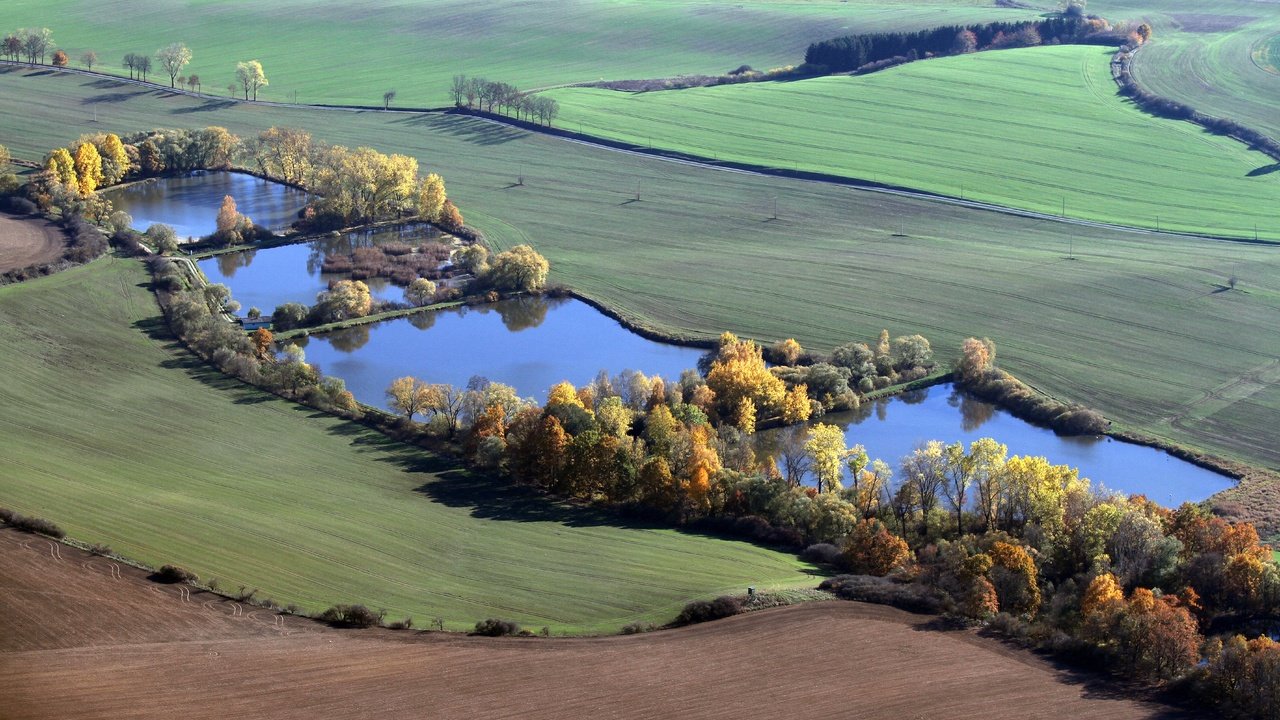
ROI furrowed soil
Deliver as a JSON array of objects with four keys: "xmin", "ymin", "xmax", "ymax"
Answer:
[
  {"xmin": 0, "ymin": 529, "xmax": 1196, "ymax": 720},
  {"xmin": 0, "ymin": 213, "xmax": 64, "ymax": 273}
]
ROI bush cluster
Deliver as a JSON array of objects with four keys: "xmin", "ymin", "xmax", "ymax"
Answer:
[
  {"xmin": 318, "ymin": 604, "xmax": 384, "ymax": 628},
  {"xmin": 673, "ymin": 596, "xmax": 743, "ymax": 626},
  {"xmin": 155, "ymin": 564, "xmax": 198, "ymax": 584},
  {"xmin": 473, "ymin": 618, "xmax": 522, "ymax": 636},
  {"xmin": 0, "ymin": 507, "xmax": 66, "ymax": 538}
]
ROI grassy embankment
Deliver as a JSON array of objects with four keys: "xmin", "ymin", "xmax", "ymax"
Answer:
[
  {"xmin": 546, "ymin": 45, "xmax": 1280, "ymax": 240},
  {"xmin": 0, "ymin": 258, "xmax": 817, "ymax": 633},
  {"xmin": 0, "ymin": 0, "xmax": 1033, "ymax": 105},
  {"xmin": 1, "ymin": 69, "xmax": 1279, "ymax": 513}
]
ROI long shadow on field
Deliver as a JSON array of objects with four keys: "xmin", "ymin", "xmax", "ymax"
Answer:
[
  {"xmin": 171, "ymin": 99, "xmax": 239, "ymax": 114},
  {"xmin": 390, "ymin": 113, "xmax": 525, "ymax": 146},
  {"xmin": 966, "ymin": 627, "xmax": 1201, "ymax": 718},
  {"xmin": 1248, "ymin": 163, "xmax": 1280, "ymax": 177},
  {"xmin": 83, "ymin": 90, "xmax": 152, "ymax": 105}
]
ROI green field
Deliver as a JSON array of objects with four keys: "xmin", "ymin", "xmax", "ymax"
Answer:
[
  {"xmin": 0, "ymin": 258, "xmax": 816, "ymax": 633},
  {"xmin": 2, "ymin": 69, "xmax": 1278, "ymax": 486},
  {"xmin": 1093, "ymin": 0, "xmax": 1280, "ymax": 141},
  {"xmin": 546, "ymin": 45, "xmax": 1280, "ymax": 240},
  {"xmin": 0, "ymin": 0, "xmax": 1033, "ymax": 106},
  {"xmin": 1259, "ymin": 34, "xmax": 1280, "ymax": 74}
]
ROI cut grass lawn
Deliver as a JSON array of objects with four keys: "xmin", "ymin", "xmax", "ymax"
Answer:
[
  {"xmin": 546, "ymin": 45, "xmax": 1280, "ymax": 240},
  {"xmin": 0, "ymin": 0, "xmax": 1034, "ymax": 106},
  {"xmin": 0, "ymin": 258, "xmax": 817, "ymax": 633},
  {"xmin": 1, "ymin": 70, "xmax": 1278, "ymax": 488}
]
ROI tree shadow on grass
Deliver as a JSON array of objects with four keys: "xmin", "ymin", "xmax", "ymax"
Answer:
[
  {"xmin": 171, "ymin": 99, "xmax": 238, "ymax": 114},
  {"xmin": 1247, "ymin": 163, "xmax": 1280, "ymax": 177},
  {"xmin": 82, "ymin": 90, "xmax": 151, "ymax": 105},
  {"xmin": 390, "ymin": 113, "xmax": 525, "ymax": 146}
]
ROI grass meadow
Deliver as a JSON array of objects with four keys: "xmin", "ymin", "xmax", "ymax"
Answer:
[
  {"xmin": 0, "ymin": 0, "xmax": 1034, "ymax": 106},
  {"xmin": 1096, "ymin": 0, "xmax": 1280, "ymax": 140},
  {"xmin": 2, "ymin": 67, "xmax": 1279, "ymax": 475},
  {"xmin": 0, "ymin": 258, "xmax": 817, "ymax": 633},
  {"xmin": 546, "ymin": 45, "xmax": 1280, "ymax": 240}
]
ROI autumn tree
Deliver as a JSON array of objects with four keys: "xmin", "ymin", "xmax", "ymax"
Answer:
[
  {"xmin": 706, "ymin": 333, "xmax": 786, "ymax": 422},
  {"xmin": 46, "ymin": 147, "xmax": 77, "ymax": 190},
  {"xmin": 214, "ymin": 194, "xmax": 252, "ymax": 245},
  {"xmin": 1080, "ymin": 572, "xmax": 1125, "ymax": 618},
  {"xmin": 805, "ymin": 423, "xmax": 847, "ymax": 493},
  {"xmin": 901, "ymin": 440, "xmax": 946, "ymax": 538},
  {"xmin": 96, "ymin": 133, "xmax": 130, "ymax": 184},
  {"xmin": 156, "ymin": 43, "xmax": 191, "ymax": 88},
  {"xmin": 772, "ymin": 338, "xmax": 803, "ymax": 365},
  {"xmin": 51, "ymin": 49, "xmax": 68, "ymax": 67},
  {"xmin": 78, "ymin": 50, "xmax": 97, "ymax": 70},
  {"xmin": 386, "ymin": 376, "xmax": 431, "ymax": 419},
  {"xmin": 486, "ymin": 244, "xmax": 549, "ymax": 292},
  {"xmin": 250, "ymin": 328, "xmax": 275, "ymax": 361},
  {"xmin": 424, "ymin": 383, "xmax": 466, "ymax": 435},
  {"xmin": 72, "ymin": 142, "xmax": 104, "ymax": 195},
  {"xmin": 20, "ymin": 28, "xmax": 52, "ymax": 64},
  {"xmin": 235, "ymin": 60, "xmax": 268, "ymax": 100},
  {"xmin": 988, "ymin": 541, "xmax": 1040, "ymax": 614},
  {"xmin": 781, "ymin": 383, "xmax": 812, "ymax": 424},
  {"xmin": 416, "ymin": 173, "xmax": 447, "ymax": 222},
  {"xmin": 734, "ymin": 396, "xmax": 757, "ymax": 435},
  {"xmin": 404, "ymin": 278, "xmax": 437, "ymax": 307},
  {"xmin": 956, "ymin": 337, "xmax": 996, "ymax": 382},
  {"xmin": 842, "ymin": 519, "xmax": 912, "ymax": 575},
  {"xmin": 316, "ymin": 279, "xmax": 372, "ymax": 321},
  {"xmin": 968, "ymin": 437, "xmax": 1008, "ymax": 532},
  {"xmin": 2, "ymin": 35, "xmax": 21, "ymax": 62},
  {"xmin": 253, "ymin": 127, "xmax": 313, "ymax": 186},
  {"xmin": 940, "ymin": 441, "xmax": 972, "ymax": 536}
]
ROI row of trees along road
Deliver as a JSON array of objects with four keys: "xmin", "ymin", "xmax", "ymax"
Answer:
[{"xmin": 449, "ymin": 74, "xmax": 559, "ymax": 126}]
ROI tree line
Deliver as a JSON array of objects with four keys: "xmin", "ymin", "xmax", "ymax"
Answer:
[
  {"xmin": 449, "ymin": 75, "xmax": 559, "ymax": 126},
  {"xmin": 802, "ymin": 14, "xmax": 1146, "ymax": 74}
]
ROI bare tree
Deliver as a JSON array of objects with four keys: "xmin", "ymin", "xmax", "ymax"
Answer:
[
  {"xmin": 156, "ymin": 42, "xmax": 192, "ymax": 88},
  {"xmin": 382, "ymin": 89, "xmax": 396, "ymax": 110},
  {"xmin": 2, "ymin": 35, "xmax": 20, "ymax": 62},
  {"xmin": 138, "ymin": 55, "xmax": 152, "ymax": 81},
  {"xmin": 122, "ymin": 53, "xmax": 138, "ymax": 79},
  {"xmin": 21, "ymin": 28, "xmax": 52, "ymax": 64},
  {"xmin": 187, "ymin": 74, "xmax": 200, "ymax": 92},
  {"xmin": 450, "ymin": 74, "xmax": 468, "ymax": 107},
  {"xmin": 80, "ymin": 50, "xmax": 97, "ymax": 70}
]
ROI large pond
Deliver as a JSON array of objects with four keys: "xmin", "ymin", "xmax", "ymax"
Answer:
[
  {"xmin": 107, "ymin": 171, "xmax": 309, "ymax": 239},
  {"xmin": 198, "ymin": 224, "xmax": 446, "ymax": 312},
  {"xmin": 755, "ymin": 384, "xmax": 1235, "ymax": 506},
  {"xmin": 293, "ymin": 297, "xmax": 707, "ymax": 403}
]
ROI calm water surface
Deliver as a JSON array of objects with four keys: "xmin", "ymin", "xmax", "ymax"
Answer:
[
  {"xmin": 756, "ymin": 384, "xmax": 1234, "ymax": 505},
  {"xmin": 198, "ymin": 224, "xmax": 444, "ymax": 312},
  {"xmin": 294, "ymin": 297, "xmax": 707, "ymax": 404},
  {"xmin": 107, "ymin": 171, "xmax": 308, "ymax": 239}
]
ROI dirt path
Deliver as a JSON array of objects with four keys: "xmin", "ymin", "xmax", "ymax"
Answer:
[
  {"xmin": 0, "ymin": 529, "xmax": 1197, "ymax": 720},
  {"xmin": 0, "ymin": 213, "xmax": 65, "ymax": 273}
]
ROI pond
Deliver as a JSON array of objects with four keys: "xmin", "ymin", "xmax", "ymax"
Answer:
[
  {"xmin": 106, "ymin": 171, "xmax": 309, "ymax": 239},
  {"xmin": 755, "ymin": 383, "xmax": 1235, "ymax": 506},
  {"xmin": 292, "ymin": 296, "xmax": 707, "ymax": 404},
  {"xmin": 198, "ymin": 223, "xmax": 446, "ymax": 313}
]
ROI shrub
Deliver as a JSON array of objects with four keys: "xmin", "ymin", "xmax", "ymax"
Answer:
[
  {"xmin": 318, "ymin": 604, "xmax": 384, "ymax": 628},
  {"xmin": 819, "ymin": 575, "xmax": 945, "ymax": 614},
  {"xmin": 89, "ymin": 543, "xmax": 113, "ymax": 556},
  {"xmin": 673, "ymin": 596, "xmax": 742, "ymax": 626},
  {"xmin": 621, "ymin": 621, "xmax": 657, "ymax": 635},
  {"xmin": 1, "ymin": 510, "xmax": 66, "ymax": 539},
  {"xmin": 473, "ymin": 618, "xmax": 522, "ymax": 636},
  {"xmin": 387, "ymin": 617, "xmax": 414, "ymax": 630},
  {"xmin": 801, "ymin": 542, "xmax": 844, "ymax": 566},
  {"xmin": 155, "ymin": 564, "xmax": 198, "ymax": 584}
]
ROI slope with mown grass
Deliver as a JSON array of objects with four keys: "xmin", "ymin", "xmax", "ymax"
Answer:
[
  {"xmin": 0, "ymin": 258, "xmax": 816, "ymax": 634},
  {"xmin": 546, "ymin": 44, "xmax": 1280, "ymax": 240}
]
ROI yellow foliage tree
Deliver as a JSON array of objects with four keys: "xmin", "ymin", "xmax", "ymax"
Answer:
[
  {"xmin": 781, "ymin": 383, "xmax": 811, "ymax": 424},
  {"xmin": 417, "ymin": 172, "xmax": 447, "ymax": 222},
  {"xmin": 47, "ymin": 147, "xmax": 77, "ymax": 189},
  {"xmin": 956, "ymin": 337, "xmax": 996, "ymax": 382},
  {"xmin": 772, "ymin": 338, "xmax": 803, "ymax": 365},
  {"xmin": 547, "ymin": 381, "xmax": 586, "ymax": 410},
  {"xmin": 706, "ymin": 335, "xmax": 785, "ymax": 421},
  {"xmin": 735, "ymin": 396, "xmax": 756, "ymax": 435},
  {"xmin": 72, "ymin": 142, "xmax": 104, "ymax": 195},
  {"xmin": 805, "ymin": 423, "xmax": 848, "ymax": 493},
  {"xmin": 1081, "ymin": 572, "xmax": 1125, "ymax": 618},
  {"xmin": 97, "ymin": 133, "xmax": 130, "ymax": 184},
  {"xmin": 386, "ymin": 376, "xmax": 431, "ymax": 419}
]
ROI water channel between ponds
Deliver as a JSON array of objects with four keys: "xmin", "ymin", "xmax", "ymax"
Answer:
[{"xmin": 157, "ymin": 172, "xmax": 1233, "ymax": 506}]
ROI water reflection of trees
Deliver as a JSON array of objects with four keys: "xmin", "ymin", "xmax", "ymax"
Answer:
[
  {"xmin": 215, "ymin": 249, "xmax": 256, "ymax": 278},
  {"xmin": 494, "ymin": 296, "xmax": 551, "ymax": 332},
  {"xmin": 324, "ymin": 324, "xmax": 372, "ymax": 353},
  {"xmin": 407, "ymin": 310, "xmax": 437, "ymax": 331},
  {"xmin": 950, "ymin": 389, "xmax": 996, "ymax": 432}
]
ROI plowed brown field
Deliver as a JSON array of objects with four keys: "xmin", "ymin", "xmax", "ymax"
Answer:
[
  {"xmin": 0, "ymin": 214, "xmax": 64, "ymax": 273},
  {"xmin": 0, "ymin": 530, "xmax": 1197, "ymax": 719}
]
